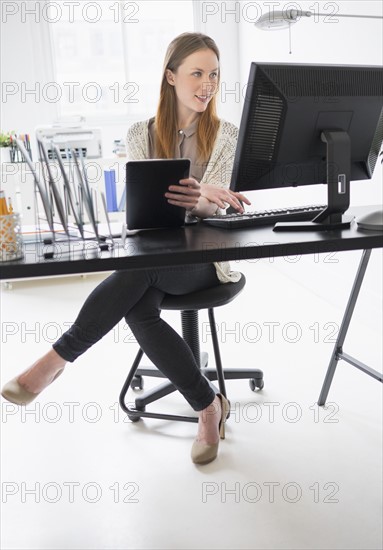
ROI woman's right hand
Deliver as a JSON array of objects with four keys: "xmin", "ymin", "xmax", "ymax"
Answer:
[{"xmin": 165, "ymin": 178, "xmax": 201, "ymax": 211}]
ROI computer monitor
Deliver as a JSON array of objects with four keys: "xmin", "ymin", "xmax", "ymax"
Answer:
[{"xmin": 230, "ymin": 62, "xmax": 383, "ymax": 230}]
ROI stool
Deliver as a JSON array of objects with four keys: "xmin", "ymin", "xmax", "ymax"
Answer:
[{"xmin": 119, "ymin": 274, "xmax": 264, "ymax": 422}]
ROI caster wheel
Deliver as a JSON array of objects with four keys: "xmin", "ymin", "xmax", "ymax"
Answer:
[
  {"xmin": 130, "ymin": 375, "xmax": 143, "ymax": 390},
  {"xmin": 128, "ymin": 414, "xmax": 141, "ymax": 422},
  {"xmin": 249, "ymin": 378, "xmax": 264, "ymax": 392},
  {"xmin": 128, "ymin": 405, "xmax": 145, "ymax": 422}
]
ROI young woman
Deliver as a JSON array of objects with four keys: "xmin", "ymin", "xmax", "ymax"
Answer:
[{"xmin": 1, "ymin": 32, "xmax": 250, "ymax": 465}]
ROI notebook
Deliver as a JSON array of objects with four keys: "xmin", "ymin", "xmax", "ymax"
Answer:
[{"xmin": 125, "ymin": 159, "xmax": 191, "ymax": 230}]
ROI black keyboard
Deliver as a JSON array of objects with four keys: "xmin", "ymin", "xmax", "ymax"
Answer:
[{"xmin": 203, "ymin": 205, "xmax": 326, "ymax": 229}]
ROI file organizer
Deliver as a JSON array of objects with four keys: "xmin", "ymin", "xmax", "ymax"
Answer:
[{"xmin": 11, "ymin": 138, "xmax": 115, "ymax": 260}]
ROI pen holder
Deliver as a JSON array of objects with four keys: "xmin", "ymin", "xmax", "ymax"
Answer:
[{"xmin": 0, "ymin": 213, "xmax": 24, "ymax": 261}]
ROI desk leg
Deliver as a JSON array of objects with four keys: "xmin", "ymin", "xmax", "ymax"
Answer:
[{"xmin": 318, "ymin": 249, "xmax": 382, "ymax": 406}]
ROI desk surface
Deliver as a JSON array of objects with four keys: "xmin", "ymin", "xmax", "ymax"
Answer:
[{"xmin": 1, "ymin": 206, "xmax": 382, "ymax": 280}]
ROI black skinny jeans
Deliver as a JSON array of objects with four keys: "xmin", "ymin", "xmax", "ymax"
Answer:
[{"xmin": 53, "ymin": 263, "xmax": 220, "ymax": 411}]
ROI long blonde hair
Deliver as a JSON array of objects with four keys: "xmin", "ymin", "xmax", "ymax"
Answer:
[{"xmin": 155, "ymin": 32, "xmax": 220, "ymax": 163}]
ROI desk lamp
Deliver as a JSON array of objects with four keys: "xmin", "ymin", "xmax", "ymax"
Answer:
[{"xmin": 255, "ymin": 9, "xmax": 383, "ymax": 30}]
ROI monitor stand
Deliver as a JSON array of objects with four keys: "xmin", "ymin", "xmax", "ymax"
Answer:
[{"xmin": 274, "ymin": 130, "xmax": 354, "ymax": 232}]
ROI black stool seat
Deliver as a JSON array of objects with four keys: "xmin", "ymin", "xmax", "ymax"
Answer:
[
  {"xmin": 119, "ymin": 273, "xmax": 264, "ymax": 423},
  {"xmin": 161, "ymin": 275, "xmax": 246, "ymax": 310}
]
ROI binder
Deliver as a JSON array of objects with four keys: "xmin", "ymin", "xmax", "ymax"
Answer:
[{"xmin": 104, "ymin": 169, "xmax": 117, "ymax": 212}]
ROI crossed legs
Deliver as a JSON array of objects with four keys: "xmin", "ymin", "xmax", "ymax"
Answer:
[{"xmin": 2, "ymin": 264, "xmax": 226, "ymax": 460}]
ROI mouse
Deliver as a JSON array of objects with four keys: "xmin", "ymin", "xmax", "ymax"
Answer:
[{"xmin": 356, "ymin": 209, "xmax": 383, "ymax": 231}]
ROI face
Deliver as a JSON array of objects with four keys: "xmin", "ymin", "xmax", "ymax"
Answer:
[{"xmin": 165, "ymin": 48, "xmax": 219, "ymax": 123}]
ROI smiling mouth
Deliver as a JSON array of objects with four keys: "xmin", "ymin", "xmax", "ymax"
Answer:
[{"xmin": 195, "ymin": 95, "xmax": 211, "ymax": 103}]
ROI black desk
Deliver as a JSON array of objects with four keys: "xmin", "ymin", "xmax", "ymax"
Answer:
[
  {"xmin": 0, "ymin": 207, "xmax": 382, "ymax": 279},
  {"xmin": 1, "ymin": 206, "xmax": 382, "ymax": 404}
]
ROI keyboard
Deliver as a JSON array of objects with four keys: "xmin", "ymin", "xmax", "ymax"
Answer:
[{"xmin": 203, "ymin": 205, "xmax": 326, "ymax": 229}]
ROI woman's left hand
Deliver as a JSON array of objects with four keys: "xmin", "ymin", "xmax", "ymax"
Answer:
[
  {"xmin": 165, "ymin": 178, "xmax": 201, "ymax": 211},
  {"xmin": 200, "ymin": 183, "xmax": 251, "ymax": 213}
]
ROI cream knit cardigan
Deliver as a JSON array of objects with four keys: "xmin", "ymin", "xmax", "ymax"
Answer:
[{"xmin": 126, "ymin": 119, "xmax": 241, "ymax": 283}]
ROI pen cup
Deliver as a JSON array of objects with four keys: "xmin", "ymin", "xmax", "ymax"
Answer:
[{"xmin": 0, "ymin": 213, "xmax": 24, "ymax": 261}]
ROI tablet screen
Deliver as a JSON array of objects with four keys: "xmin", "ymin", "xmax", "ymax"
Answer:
[{"xmin": 126, "ymin": 159, "xmax": 191, "ymax": 230}]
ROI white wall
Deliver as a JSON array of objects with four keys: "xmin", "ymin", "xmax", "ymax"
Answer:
[{"xmin": 1, "ymin": 7, "xmax": 57, "ymax": 138}]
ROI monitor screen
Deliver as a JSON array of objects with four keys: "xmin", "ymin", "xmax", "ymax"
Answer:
[{"xmin": 230, "ymin": 62, "xmax": 383, "ymax": 230}]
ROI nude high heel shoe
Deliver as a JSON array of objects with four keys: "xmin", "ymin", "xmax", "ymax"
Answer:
[
  {"xmin": 191, "ymin": 394, "xmax": 230, "ymax": 465},
  {"xmin": 1, "ymin": 369, "xmax": 64, "ymax": 406}
]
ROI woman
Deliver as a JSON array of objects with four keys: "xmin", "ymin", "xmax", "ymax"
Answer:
[{"xmin": 1, "ymin": 32, "xmax": 250, "ymax": 465}]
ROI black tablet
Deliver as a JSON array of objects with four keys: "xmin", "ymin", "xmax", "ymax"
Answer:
[{"xmin": 126, "ymin": 159, "xmax": 191, "ymax": 230}]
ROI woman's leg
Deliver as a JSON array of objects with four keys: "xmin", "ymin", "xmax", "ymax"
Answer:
[
  {"xmin": 126, "ymin": 286, "xmax": 214, "ymax": 411},
  {"xmin": 12, "ymin": 264, "xmax": 219, "ymax": 411},
  {"xmin": 15, "ymin": 269, "xmax": 156, "ymax": 394},
  {"xmin": 3, "ymin": 263, "xmax": 227, "ymax": 454}
]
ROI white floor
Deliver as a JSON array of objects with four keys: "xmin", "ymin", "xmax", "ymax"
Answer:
[{"xmin": 1, "ymin": 251, "xmax": 382, "ymax": 550}]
